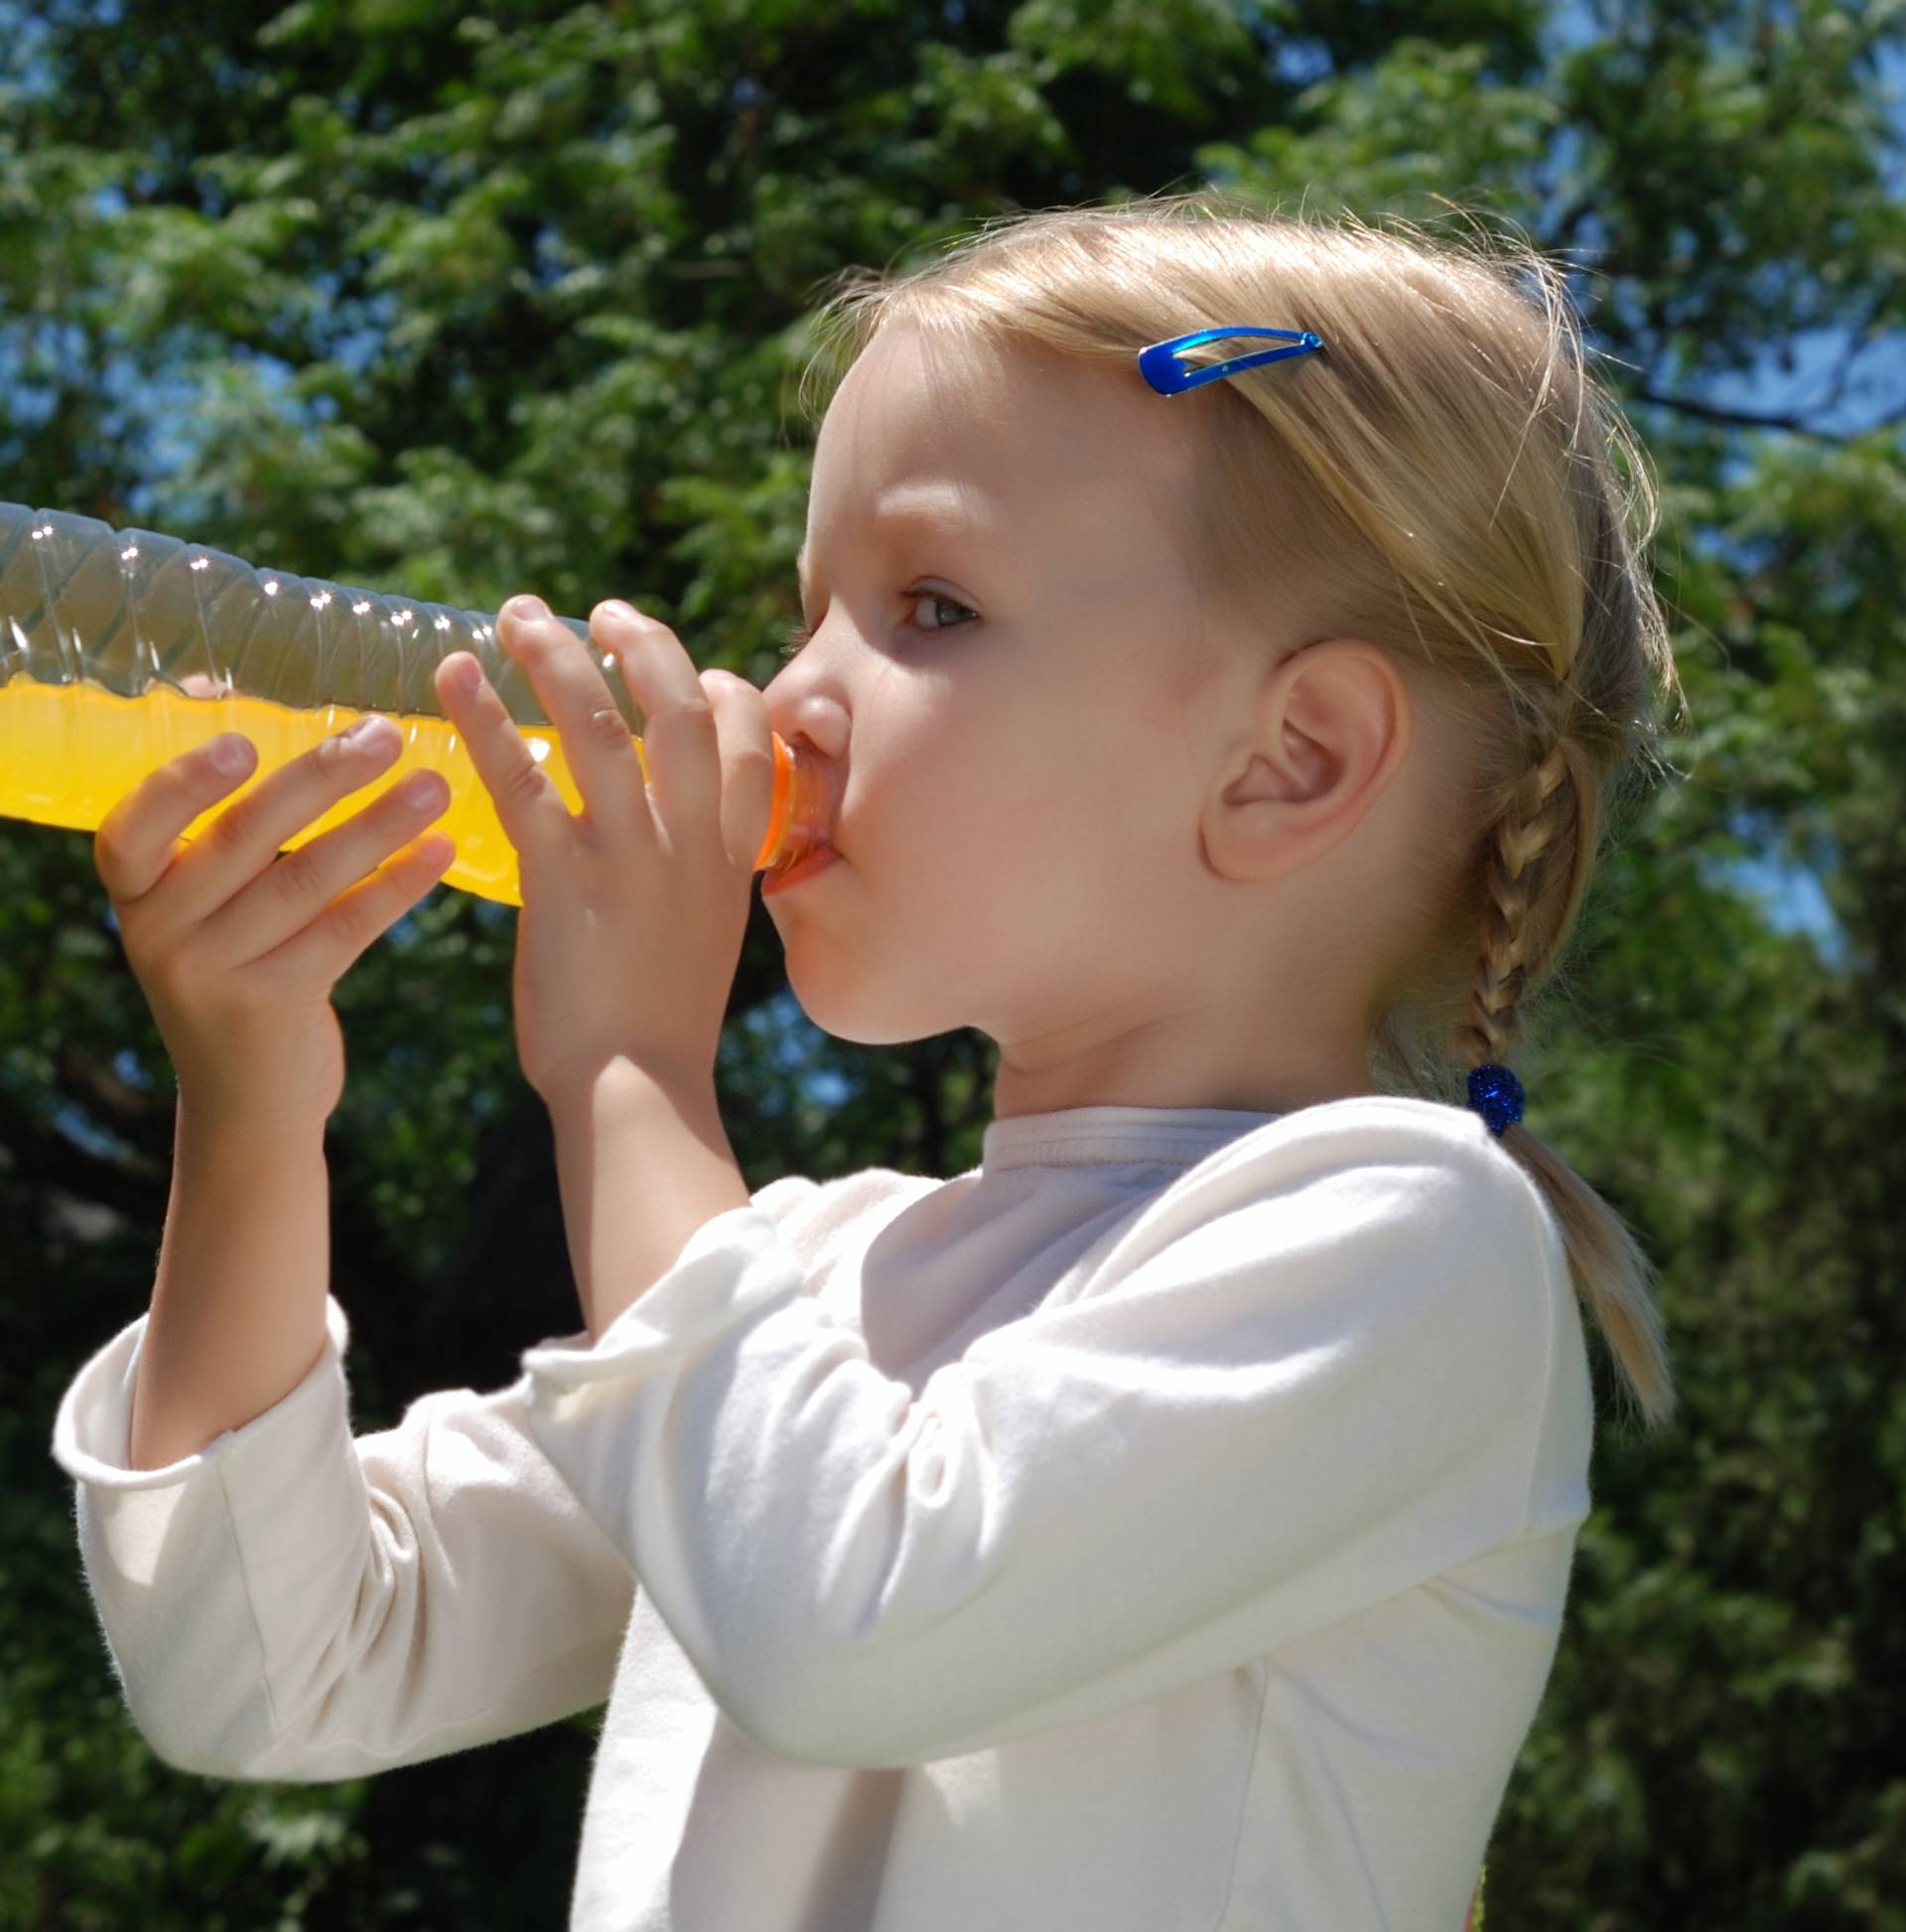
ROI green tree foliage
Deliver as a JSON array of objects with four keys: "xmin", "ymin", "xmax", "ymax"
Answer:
[{"xmin": 2, "ymin": 0, "xmax": 1902, "ymax": 1923}]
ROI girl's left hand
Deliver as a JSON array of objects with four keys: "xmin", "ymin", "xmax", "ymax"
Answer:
[{"xmin": 435, "ymin": 594, "xmax": 775, "ymax": 1108}]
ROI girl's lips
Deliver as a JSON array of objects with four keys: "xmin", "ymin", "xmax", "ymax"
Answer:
[{"xmin": 761, "ymin": 842, "xmax": 841, "ymax": 898}]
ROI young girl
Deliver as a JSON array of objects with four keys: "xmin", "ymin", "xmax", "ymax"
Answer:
[{"xmin": 52, "ymin": 192, "xmax": 1681, "ymax": 1929}]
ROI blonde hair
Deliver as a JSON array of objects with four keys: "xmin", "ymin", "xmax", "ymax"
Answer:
[{"xmin": 789, "ymin": 190, "xmax": 1688, "ymax": 1437}]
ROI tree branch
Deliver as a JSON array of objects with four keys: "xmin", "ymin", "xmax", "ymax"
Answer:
[{"xmin": 1625, "ymin": 385, "xmax": 1886, "ymax": 441}]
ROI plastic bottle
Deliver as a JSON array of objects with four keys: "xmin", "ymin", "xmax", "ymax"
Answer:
[{"xmin": 0, "ymin": 501, "xmax": 834, "ymax": 907}]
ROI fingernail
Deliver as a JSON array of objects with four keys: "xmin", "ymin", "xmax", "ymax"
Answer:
[
  {"xmin": 450, "ymin": 654, "xmax": 481, "ymax": 694},
  {"xmin": 211, "ymin": 735, "xmax": 252, "ymax": 774},
  {"xmin": 508, "ymin": 594, "xmax": 549, "ymax": 621},
  {"xmin": 344, "ymin": 716, "xmax": 396, "ymax": 752}
]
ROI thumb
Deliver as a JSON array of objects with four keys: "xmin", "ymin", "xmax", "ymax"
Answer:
[{"xmin": 701, "ymin": 669, "xmax": 777, "ymax": 875}]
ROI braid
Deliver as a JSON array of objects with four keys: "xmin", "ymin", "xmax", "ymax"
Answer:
[{"xmin": 1457, "ymin": 729, "xmax": 1576, "ymax": 1074}]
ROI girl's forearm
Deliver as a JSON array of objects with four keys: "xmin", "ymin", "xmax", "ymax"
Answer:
[
  {"xmin": 546, "ymin": 1068, "xmax": 751, "ymax": 1345},
  {"xmin": 127, "ymin": 1093, "xmax": 333, "ymax": 1470}
]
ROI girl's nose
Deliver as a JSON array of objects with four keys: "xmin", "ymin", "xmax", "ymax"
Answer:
[
  {"xmin": 763, "ymin": 681, "xmax": 851, "ymax": 850},
  {"xmin": 765, "ymin": 684, "xmax": 850, "ymax": 768}
]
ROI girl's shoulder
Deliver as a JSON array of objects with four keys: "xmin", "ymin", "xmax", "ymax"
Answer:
[
  {"xmin": 1198, "ymin": 1091, "xmax": 1535, "ymax": 1191},
  {"xmin": 740, "ymin": 1095, "xmax": 1556, "ymax": 1288},
  {"xmin": 1121, "ymin": 1092, "xmax": 1559, "ymax": 1277}
]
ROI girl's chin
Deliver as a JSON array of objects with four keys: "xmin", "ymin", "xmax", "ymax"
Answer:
[{"xmin": 778, "ymin": 958, "xmax": 953, "ymax": 1048}]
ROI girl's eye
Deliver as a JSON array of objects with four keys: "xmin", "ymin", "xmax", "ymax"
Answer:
[
  {"xmin": 906, "ymin": 588, "xmax": 979, "ymax": 637},
  {"xmin": 777, "ymin": 587, "xmax": 978, "ymax": 661}
]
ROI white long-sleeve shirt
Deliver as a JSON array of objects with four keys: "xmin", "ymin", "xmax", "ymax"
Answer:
[{"xmin": 51, "ymin": 1096, "xmax": 1593, "ymax": 1931}]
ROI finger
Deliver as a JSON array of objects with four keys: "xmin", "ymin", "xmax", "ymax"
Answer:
[
  {"xmin": 432, "ymin": 636, "xmax": 573, "ymax": 868},
  {"xmin": 96, "ymin": 717, "xmax": 405, "ymax": 923},
  {"xmin": 702, "ymin": 670, "xmax": 778, "ymax": 874},
  {"xmin": 596, "ymin": 602, "xmax": 723, "ymax": 854},
  {"xmin": 164, "ymin": 719, "xmax": 413, "ymax": 932},
  {"xmin": 496, "ymin": 596, "xmax": 646, "ymax": 833},
  {"xmin": 198, "ymin": 763, "xmax": 453, "ymax": 966},
  {"xmin": 252, "ymin": 821, "xmax": 456, "ymax": 991},
  {"xmin": 94, "ymin": 732, "xmax": 260, "ymax": 905}
]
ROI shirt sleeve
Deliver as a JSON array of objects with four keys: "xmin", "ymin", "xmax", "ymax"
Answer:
[
  {"xmin": 519, "ymin": 1125, "xmax": 1562, "ymax": 1770},
  {"xmin": 50, "ymin": 1291, "xmax": 636, "ymax": 1782}
]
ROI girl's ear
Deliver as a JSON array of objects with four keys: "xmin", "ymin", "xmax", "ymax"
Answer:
[{"xmin": 1197, "ymin": 638, "xmax": 1413, "ymax": 885}]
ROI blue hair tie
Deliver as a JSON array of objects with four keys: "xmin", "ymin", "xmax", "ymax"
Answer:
[
  {"xmin": 1466, "ymin": 1063, "xmax": 1525, "ymax": 1137},
  {"xmin": 1138, "ymin": 326, "xmax": 1325, "ymax": 395}
]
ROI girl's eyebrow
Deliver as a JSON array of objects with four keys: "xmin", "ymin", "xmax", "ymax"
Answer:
[{"xmin": 796, "ymin": 492, "xmax": 1001, "ymax": 600}]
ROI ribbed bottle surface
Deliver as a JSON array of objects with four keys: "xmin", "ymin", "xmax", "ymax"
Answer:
[{"xmin": 0, "ymin": 502, "xmax": 830, "ymax": 906}]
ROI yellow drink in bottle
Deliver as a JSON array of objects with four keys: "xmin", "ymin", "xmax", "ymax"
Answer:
[{"xmin": 0, "ymin": 502, "xmax": 833, "ymax": 907}]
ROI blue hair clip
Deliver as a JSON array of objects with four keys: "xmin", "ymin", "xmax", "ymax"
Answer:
[{"xmin": 1138, "ymin": 326, "xmax": 1326, "ymax": 396}]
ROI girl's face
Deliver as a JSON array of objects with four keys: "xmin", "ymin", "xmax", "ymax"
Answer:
[{"xmin": 760, "ymin": 322, "xmax": 1346, "ymax": 1107}]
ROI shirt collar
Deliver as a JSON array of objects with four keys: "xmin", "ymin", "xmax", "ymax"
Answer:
[{"xmin": 980, "ymin": 1105, "xmax": 1285, "ymax": 1175}]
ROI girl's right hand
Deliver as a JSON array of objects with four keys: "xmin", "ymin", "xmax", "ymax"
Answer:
[{"xmin": 92, "ymin": 710, "xmax": 457, "ymax": 1128}]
